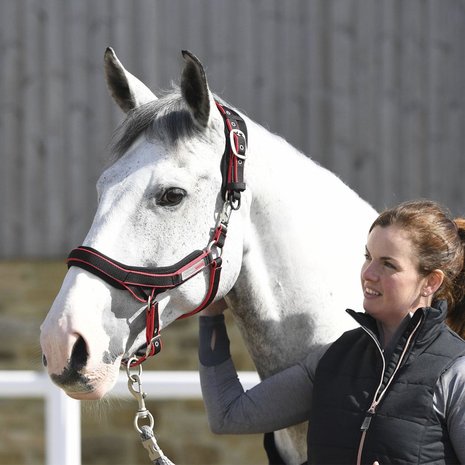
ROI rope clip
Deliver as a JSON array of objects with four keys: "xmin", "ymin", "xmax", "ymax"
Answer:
[{"xmin": 127, "ymin": 361, "xmax": 155, "ymax": 432}]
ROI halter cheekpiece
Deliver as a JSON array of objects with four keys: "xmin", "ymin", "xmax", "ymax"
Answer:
[{"xmin": 67, "ymin": 102, "xmax": 247, "ymax": 366}]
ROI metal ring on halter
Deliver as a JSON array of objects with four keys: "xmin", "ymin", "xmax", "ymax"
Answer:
[
  {"xmin": 230, "ymin": 196, "xmax": 241, "ymax": 210},
  {"xmin": 207, "ymin": 239, "xmax": 224, "ymax": 258},
  {"xmin": 126, "ymin": 356, "xmax": 142, "ymax": 380},
  {"xmin": 229, "ymin": 129, "xmax": 247, "ymax": 159}
]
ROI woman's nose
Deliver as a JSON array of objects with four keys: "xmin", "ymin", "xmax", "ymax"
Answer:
[{"xmin": 362, "ymin": 261, "xmax": 378, "ymax": 281}]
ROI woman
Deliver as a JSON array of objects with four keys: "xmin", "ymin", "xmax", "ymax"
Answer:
[{"xmin": 198, "ymin": 200, "xmax": 465, "ymax": 464}]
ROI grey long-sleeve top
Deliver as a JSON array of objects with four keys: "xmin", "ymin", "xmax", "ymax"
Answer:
[{"xmin": 198, "ymin": 315, "xmax": 465, "ymax": 463}]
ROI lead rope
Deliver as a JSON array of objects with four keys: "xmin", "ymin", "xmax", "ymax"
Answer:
[{"xmin": 127, "ymin": 358, "xmax": 175, "ymax": 465}]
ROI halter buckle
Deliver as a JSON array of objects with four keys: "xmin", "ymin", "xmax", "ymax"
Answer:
[{"xmin": 230, "ymin": 129, "xmax": 247, "ymax": 160}]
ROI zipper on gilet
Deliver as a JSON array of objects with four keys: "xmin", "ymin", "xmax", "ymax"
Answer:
[{"xmin": 355, "ymin": 316, "xmax": 423, "ymax": 465}]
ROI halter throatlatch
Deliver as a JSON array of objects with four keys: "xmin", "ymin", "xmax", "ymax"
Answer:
[{"xmin": 67, "ymin": 102, "xmax": 247, "ymax": 367}]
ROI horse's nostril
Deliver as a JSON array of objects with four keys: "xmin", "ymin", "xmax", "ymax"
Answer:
[
  {"xmin": 42, "ymin": 354, "xmax": 48, "ymax": 367},
  {"xmin": 71, "ymin": 335, "xmax": 88, "ymax": 371}
]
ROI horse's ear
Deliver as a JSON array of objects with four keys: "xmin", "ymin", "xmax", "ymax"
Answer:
[
  {"xmin": 104, "ymin": 47, "xmax": 157, "ymax": 113},
  {"xmin": 181, "ymin": 50, "xmax": 216, "ymax": 128}
]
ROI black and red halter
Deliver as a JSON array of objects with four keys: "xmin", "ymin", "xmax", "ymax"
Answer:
[{"xmin": 67, "ymin": 102, "xmax": 247, "ymax": 366}]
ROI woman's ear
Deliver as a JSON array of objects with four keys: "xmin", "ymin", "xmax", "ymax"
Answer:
[{"xmin": 423, "ymin": 269, "xmax": 445, "ymax": 296}]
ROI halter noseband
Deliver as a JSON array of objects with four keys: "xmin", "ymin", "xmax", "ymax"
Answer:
[{"xmin": 67, "ymin": 102, "xmax": 247, "ymax": 366}]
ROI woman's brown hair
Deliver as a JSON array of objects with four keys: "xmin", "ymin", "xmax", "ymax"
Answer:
[{"xmin": 370, "ymin": 200, "xmax": 465, "ymax": 338}]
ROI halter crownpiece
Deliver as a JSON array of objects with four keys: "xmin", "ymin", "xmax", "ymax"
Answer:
[{"xmin": 67, "ymin": 102, "xmax": 247, "ymax": 366}]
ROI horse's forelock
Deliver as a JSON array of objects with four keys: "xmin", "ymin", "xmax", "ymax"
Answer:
[{"xmin": 110, "ymin": 89, "xmax": 204, "ymax": 160}]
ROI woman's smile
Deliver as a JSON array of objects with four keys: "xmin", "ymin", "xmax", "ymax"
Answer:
[{"xmin": 364, "ymin": 287, "xmax": 381, "ymax": 297}]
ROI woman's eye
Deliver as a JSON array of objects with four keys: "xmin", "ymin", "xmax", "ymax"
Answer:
[
  {"xmin": 157, "ymin": 188, "xmax": 186, "ymax": 207},
  {"xmin": 384, "ymin": 261, "xmax": 396, "ymax": 270}
]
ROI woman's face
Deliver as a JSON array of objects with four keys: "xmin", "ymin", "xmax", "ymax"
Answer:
[{"xmin": 361, "ymin": 225, "xmax": 431, "ymax": 328}]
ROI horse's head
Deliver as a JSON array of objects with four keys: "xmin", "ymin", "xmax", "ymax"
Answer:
[{"xmin": 40, "ymin": 48, "xmax": 248, "ymax": 399}]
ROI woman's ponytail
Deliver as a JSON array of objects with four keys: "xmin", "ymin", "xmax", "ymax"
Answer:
[{"xmin": 447, "ymin": 218, "xmax": 465, "ymax": 339}]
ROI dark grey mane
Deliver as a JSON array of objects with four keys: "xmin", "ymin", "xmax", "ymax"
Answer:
[{"xmin": 111, "ymin": 87, "xmax": 204, "ymax": 160}]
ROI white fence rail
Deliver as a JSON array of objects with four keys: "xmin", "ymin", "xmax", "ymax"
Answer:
[{"xmin": 0, "ymin": 370, "xmax": 259, "ymax": 465}]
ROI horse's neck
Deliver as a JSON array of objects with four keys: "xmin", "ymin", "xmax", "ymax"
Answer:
[{"xmin": 227, "ymin": 121, "xmax": 376, "ymax": 378}]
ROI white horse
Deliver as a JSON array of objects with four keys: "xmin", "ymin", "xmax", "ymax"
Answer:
[{"xmin": 40, "ymin": 48, "xmax": 377, "ymax": 464}]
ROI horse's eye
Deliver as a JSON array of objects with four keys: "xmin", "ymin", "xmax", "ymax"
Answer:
[{"xmin": 158, "ymin": 188, "xmax": 186, "ymax": 207}]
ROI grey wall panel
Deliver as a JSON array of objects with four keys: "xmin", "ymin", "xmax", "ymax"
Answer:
[{"xmin": 1, "ymin": 0, "xmax": 464, "ymax": 258}]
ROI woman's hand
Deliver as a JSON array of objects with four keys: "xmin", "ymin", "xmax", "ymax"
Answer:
[{"xmin": 200, "ymin": 298, "xmax": 228, "ymax": 316}]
